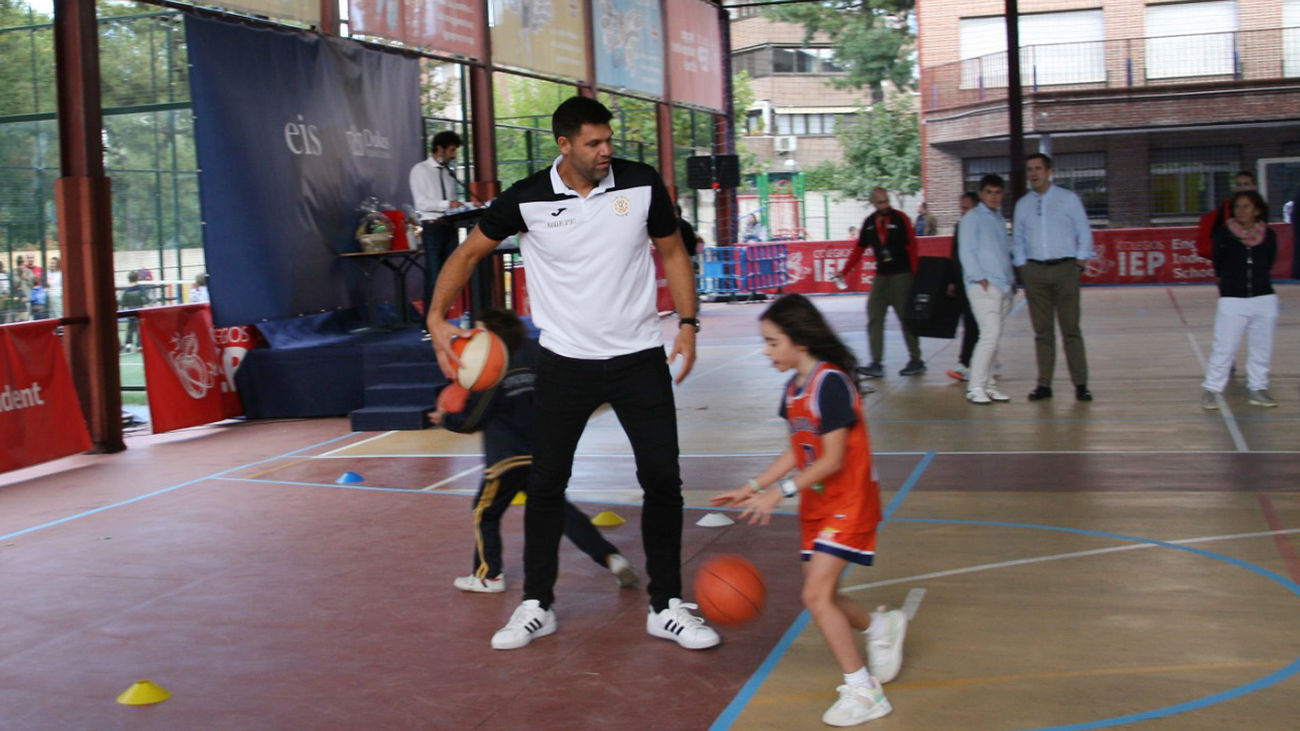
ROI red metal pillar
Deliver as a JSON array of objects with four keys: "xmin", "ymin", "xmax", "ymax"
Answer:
[
  {"xmin": 657, "ymin": 103, "xmax": 676, "ymax": 198},
  {"xmin": 54, "ymin": 0, "xmax": 123, "ymax": 453}
]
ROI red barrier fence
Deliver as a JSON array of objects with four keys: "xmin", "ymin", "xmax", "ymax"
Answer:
[
  {"xmin": 775, "ymin": 224, "xmax": 1294, "ymax": 294},
  {"xmin": 1, "ymin": 320, "xmax": 92, "ymax": 472}
]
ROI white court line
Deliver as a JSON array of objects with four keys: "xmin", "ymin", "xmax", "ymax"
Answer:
[
  {"xmin": 677, "ymin": 347, "xmax": 763, "ymax": 386},
  {"xmin": 1185, "ymin": 330, "xmax": 1249, "ymax": 453},
  {"xmin": 318, "ymin": 431, "xmax": 392, "ymax": 457},
  {"xmin": 839, "ymin": 527, "xmax": 1300, "ymax": 595},
  {"xmin": 316, "ymin": 452, "xmax": 484, "ymax": 459},
  {"xmin": 310, "ymin": 448, "xmax": 1300, "ymax": 459},
  {"xmin": 901, "ymin": 587, "xmax": 926, "ymax": 620},
  {"xmin": 922, "ymin": 449, "xmax": 1298, "ymax": 455},
  {"xmin": 420, "ymin": 464, "xmax": 483, "ymax": 491}
]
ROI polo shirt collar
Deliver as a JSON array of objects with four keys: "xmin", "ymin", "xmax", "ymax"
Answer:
[{"xmin": 549, "ymin": 155, "xmax": 615, "ymax": 197}]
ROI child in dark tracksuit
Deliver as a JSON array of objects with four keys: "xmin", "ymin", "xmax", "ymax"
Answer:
[{"xmin": 431, "ymin": 308, "xmax": 639, "ymax": 593}]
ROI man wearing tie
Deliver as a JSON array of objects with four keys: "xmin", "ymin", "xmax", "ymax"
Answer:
[
  {"xmin": 410, "ymin": 130, "xmax": 463, "ymax": 312},
  {"xmin": 1012, "ymin": 153, "xmax": 1095, "ymax": 402}
]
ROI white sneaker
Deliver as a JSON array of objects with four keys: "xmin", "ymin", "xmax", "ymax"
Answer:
[
  {"xmin": 866, "ymin": 607, "xmax": 908, "ymax": 683},
  {"xmin": 646, "ymin": 599, "xmax": 720, "ymax": 649},
  {"xmin": 946, "ymin": 365, "xmax": 969, "ymax": 382},
  {"xmin": 453, "ymin": 574, "xmax": 506, "ymax": 593},
  {"xmin": 1249, "ymin": 389, "xmax": 1278, "ymax": 407},
  {"xmin": 966, "ymin": 388, "xmax": 991, "ymax": 405},
  {"xmin": 1202, "ymin": 390, "xmax": 1219, "ymax": 410},
  {"xmin": 822, "ymin": 681, "xmax": 892, "ymax": 727},
  {"xmin": 491, "ymin": 599, "xmax": 556, "ymax": 650},
  {"xmin": 986, "ymin": 387, "xmax": 1011, "ymax": 402},
  {"xmin": 607, "ymin": 553, "xmax": 639, "ymax": 588}
]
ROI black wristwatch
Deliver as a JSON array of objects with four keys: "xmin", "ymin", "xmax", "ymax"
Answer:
[{"xmin": 679, "ymin": 317, "xmax": 701, "ymax": 332}]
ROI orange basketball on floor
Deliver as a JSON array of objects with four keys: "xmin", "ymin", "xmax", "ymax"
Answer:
[
  {"xmin": 694, "ymin": 554, "xmax": 765, "ymax": 626},
  {"xmin": 451, "ymin": 328, "xmax": 508, "ymax": 392}
]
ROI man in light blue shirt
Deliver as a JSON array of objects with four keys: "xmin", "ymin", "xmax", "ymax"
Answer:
[
  {"xmin": 958, "ymin": 174, "xmax": 1013, "ymax": 404},
  {"xmin": 1012, "ymin": 153, "xmax": 1095, "ymax": 402}
]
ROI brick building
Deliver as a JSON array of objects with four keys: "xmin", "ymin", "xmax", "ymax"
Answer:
[
  {"xmin": 917, "ymin": 0, "xmax": 1300, "ymax": 233},
  {"xmin": 726, "ymin": 3, "xmax": 869, "ymax": 175}
]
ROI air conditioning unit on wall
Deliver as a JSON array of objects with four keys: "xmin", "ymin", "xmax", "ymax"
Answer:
[{"xmin": 773, "ymin": 135, "xmax": 798, "ymax": 153}]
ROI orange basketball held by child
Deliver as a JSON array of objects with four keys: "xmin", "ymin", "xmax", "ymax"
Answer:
[
  {"xmin": 693, "ymin": 554, "xmax": 766, "ymax": 626},
  {"xmin": 451, "ymin": 328, "xmax": 508, "ymax": 391}
]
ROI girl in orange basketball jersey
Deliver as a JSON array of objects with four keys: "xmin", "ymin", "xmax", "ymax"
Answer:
[{"xmin": 711, "ymin": 294, "xmax": 907, "ymax": 727}]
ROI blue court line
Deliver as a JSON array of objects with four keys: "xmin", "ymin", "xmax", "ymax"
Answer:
[
  {"xmin": 888, "ymin": 517, "xmax": 1300, "ymax": 731},
  {"xmin": 0, "ymin": 433, "xmax": 358, "ymax": 544},
  {"xmin": 706, "ymin": 451, "xmax": 935, "ymax": 731},
  {"xmin": 214, "ymin": 475, "xmax": 431, "ymax": 494}
]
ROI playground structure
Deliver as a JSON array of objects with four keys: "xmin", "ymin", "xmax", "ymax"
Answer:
[{"xmin": 738, "ymin": 173, "xmax": 808, "ymax": 241}]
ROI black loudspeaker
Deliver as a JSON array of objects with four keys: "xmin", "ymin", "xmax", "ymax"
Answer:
[
  {"xmin": 686, "ymin": 156, "xmax": 714, "ymax": 189},
  {"xmin": 714, "ymin": 154, "xmax": 740, "ymax": 189},
  {"xmin": 904, "ymin": 257, "xmax": 961, "ymax": 339}
]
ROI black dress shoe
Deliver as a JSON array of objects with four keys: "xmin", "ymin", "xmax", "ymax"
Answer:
[
  {"xmin": 1028, "ymin": 386, "xmax": 1053, "ymax": 401},
  {"xmin": 1075, "ymin": 385, "xmax": 1093, "ymax": 401}
]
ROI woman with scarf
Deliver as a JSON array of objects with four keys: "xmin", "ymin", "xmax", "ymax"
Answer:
[{"xmin": 1201, "ymin": 190, "xmax": 1279, "ymax": 409}]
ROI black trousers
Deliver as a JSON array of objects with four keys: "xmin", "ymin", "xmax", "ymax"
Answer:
[
  {"xmin": 524, "ymin": 346, "xmax": 682, "ymax": 611},
  {"xmin": 469, "ymin": 461, "xmax": 619, "ymax": 579},
  {"xmin": 422, "ymin": 222, "xmax": 459, "ymax": 312},
  {"xmin": 956, "ymin": 291, "xmax": 979, "ymax": 367}
]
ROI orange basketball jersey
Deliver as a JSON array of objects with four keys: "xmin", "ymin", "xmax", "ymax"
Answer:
[{"xmin": 783, "ymin": 363, "xmax": 882, "ymax": 532}]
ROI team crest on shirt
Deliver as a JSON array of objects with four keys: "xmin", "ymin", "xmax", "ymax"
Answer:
[{"xmin": 611, "ymin": 195, "xmax": 631, "ymax": 216}]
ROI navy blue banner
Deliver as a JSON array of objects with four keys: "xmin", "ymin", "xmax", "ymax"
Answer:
[{"xmin": 186, "ymin": 16, "xmax": 422, "ymax": 327}]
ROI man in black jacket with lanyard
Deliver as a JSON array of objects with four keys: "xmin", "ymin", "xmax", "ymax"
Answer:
[{"xmin": 836, "ymin": 187, "xmax": 925, "ymax": 378}]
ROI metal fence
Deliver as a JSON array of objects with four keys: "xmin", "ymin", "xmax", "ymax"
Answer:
[{"xmin": 922, "ymin": 26, "xmax": 1300, "ymax": 112}]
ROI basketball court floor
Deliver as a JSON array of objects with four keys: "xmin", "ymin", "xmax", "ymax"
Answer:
[{"xmin": 1, "ymin": 285, "xmax": 1297, "ymax": 730}]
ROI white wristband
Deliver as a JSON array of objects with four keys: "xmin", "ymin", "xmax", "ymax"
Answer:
[
  {"xmin": 778, "ymin": 478, "xmax": 799, "ymax": 498},
  {"xmin": 747, "ymin": 478, "xmax": 763, "ymax": 493}
]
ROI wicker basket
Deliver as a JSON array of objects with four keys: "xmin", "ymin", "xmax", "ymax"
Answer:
[{"xmin": 358, "ymin": 232, "xmax": 392, "ymax": 253}]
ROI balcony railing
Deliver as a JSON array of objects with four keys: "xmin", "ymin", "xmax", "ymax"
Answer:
[{"xmin": 922, "ymin": 26, "xmax": 1300, "ymax": 112}]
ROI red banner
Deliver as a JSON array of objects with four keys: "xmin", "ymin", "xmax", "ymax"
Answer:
[
  {"xmin": 213, "ymin": 324, "xmax": 257, "ymax": 419},
  {"xmin": 0, "ymin": 321, "xmax": 91, "ymax": 472},
  {"xmin": 348, "ymin": 0, "xmax": 487, "ymax": 60},
  {"xmin": 139, "ymin": 305, "xmax": 234, "ymax": 433},
  {"xmin": 1083, "ymin": 224, "xmax": 1293, "ymax": 285},
  {"xmin": 665, "ymin": 0, "xmax": 725, "ymax": 112},
  {"xmin": 772, "ymin": 224, "xmax": 1294, "ymax": 293}
]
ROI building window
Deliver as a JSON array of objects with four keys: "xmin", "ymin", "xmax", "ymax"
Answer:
[
  {"xmin": 963, "ymin": 152, "xmax": 1108, "ymax": 218},
  {"xmin": 1150, "ymin": 146, "xmax": 1240, "ymax": 216},
  {"xmin": 1052, "ymin": 152, "xmax": 1108, "ymax": 219},
  {"xmin": 745, "ymin": 110, "xmax": 764, "ymax": 135},
  {"xmin": 959, "ymin": 10, "xmax": 1105, "ymax": 89},
  {"xmin": 1285, "ymin": 0, "xmax": 1300, "ymax": 77},
  {"xmin": 771, "ymin": 113, "xmax": 842, "ymax": 137},
  {"xmin": 1146, "ymin": 1, "xmax": 1238, "ymax": 80}
]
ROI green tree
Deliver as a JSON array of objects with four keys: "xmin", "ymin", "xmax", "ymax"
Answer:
[
  {"xmin": 833, "ymin": 96, "xmax": 920, "ymax": 198},
  {"xmin": 764, "ymin": 0, "xmax": 915, "ymax": 101}
]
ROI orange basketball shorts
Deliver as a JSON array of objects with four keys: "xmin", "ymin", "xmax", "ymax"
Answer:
[{"xmin": 800, "ymin": 516, "xmax": 877, "ymax": 566}]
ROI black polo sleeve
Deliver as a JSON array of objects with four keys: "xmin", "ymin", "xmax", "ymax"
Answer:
[
  {"xmin": 477, "ymin": 183, "xmax": 527, "ymax": 242},
  {"xmin": 647, "ymin": 174, "xmax": 678, "ymax": 239}
]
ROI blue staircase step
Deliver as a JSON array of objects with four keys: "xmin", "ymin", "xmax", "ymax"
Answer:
[
  {"xmin": 365, "ymin": 382, "xmax": 440, "ymax": 407},
  {"xmin": 377, "ymin": 361, "xmax": 445, "ymax": 386},
  {"xmin": 349, "ymin": 405, "xmax": 433, "ymax": 432}
]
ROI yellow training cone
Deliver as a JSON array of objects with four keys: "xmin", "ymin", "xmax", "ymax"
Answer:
[
  {"xmin": 116, "ymin": 680, "xmax": 171, "ymax": 705},
  {"xmin": 511, "ymin": 492, "xmax": 527, "ymax": 506},
  {"xmin": 590, "ymin": 511, "xmax": 625, "ymax": 527}
]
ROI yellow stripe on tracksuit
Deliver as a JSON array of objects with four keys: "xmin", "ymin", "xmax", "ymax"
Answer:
[{"xmin": 471, "ymin": 455, "xmax": 533, "ymax": 578}]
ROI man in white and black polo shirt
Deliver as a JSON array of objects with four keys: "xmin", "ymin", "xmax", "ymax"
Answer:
[{"xmin": 426, "ymin": 97, "xmax": 717, "ymax": 652}]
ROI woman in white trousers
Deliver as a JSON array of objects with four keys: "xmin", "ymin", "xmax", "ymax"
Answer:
[{"xmin": 1202, "ymin": 190, "xmax": 1278, "ymax": 409}]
